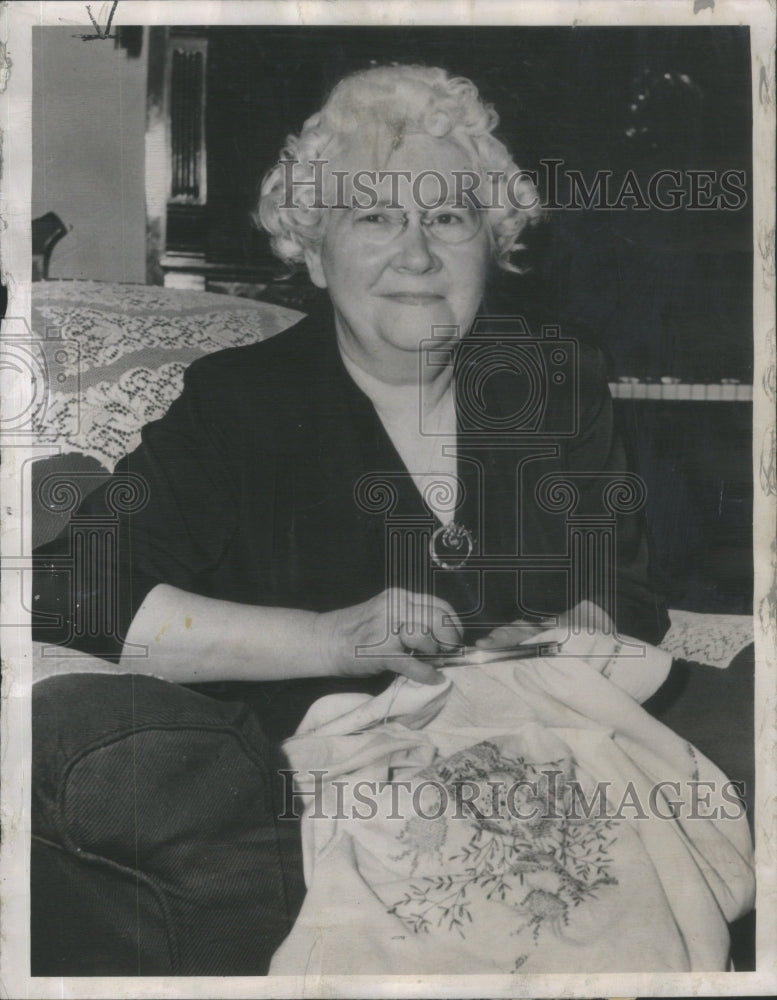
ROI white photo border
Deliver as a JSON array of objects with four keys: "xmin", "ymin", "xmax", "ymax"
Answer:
[{"xmin": 1, "ymin": 1, "xmax": 775, "ymax": 997}]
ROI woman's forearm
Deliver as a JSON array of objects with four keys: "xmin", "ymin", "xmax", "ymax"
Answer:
[
  {"xmin": 119, "ymin": 584, "xmax": 332, "ymax": 683},
  {"xmin": 119, "ymin": 584, "xmax": 457, "ymax": 686}
]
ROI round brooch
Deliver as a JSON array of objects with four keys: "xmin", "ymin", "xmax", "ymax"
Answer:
[{"xmin": 429, "ymin": 521, "xmax": 475, "ymax": 570}]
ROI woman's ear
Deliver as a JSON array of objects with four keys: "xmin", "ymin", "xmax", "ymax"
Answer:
[{"xmin": 303, "ymin": 246, "xmax": 328, "ymax": 289}]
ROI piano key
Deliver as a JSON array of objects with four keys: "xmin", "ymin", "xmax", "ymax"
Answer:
[{"xmin": 608, "ymin": 382, "xmax": 753, "ymax": 402}]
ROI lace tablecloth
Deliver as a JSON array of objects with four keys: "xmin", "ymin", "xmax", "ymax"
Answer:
[
  {"xmin": 658, "ymin": 608, "xmax": 753, "ymax": 668},
  {"xmin": 31, "ymin": 280, "xmax": 303, "ymax": 470}
]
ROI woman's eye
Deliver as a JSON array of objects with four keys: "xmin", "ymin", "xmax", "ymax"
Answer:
[{"xmin": 431, "ymin": 212, "xmax": 463, "ymax": 226}]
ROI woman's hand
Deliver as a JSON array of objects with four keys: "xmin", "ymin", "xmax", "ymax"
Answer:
[
  {"xmin": 314, "ymin": 588, "xmax": 462, "ymax": 685},
  {"xmin": 476, "ymin": 600, "xmax": 619, "ymax": 672}
]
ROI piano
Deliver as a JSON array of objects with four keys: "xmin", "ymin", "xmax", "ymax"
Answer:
[{"xmin": 609, "ymin": 376, "xmax": 753, "ymax": 616}]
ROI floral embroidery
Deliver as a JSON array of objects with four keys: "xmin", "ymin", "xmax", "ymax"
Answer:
[
  {"xmin": 387, "ymin": 740, "xmax": 618, "ymax": 946},
  {"xmin": 686, "ymin": 741, "xmax": 700, "ymax": 783},
  {"xmin": 392, "ymin": 812, "xmax": 448, "ymax": 874}
]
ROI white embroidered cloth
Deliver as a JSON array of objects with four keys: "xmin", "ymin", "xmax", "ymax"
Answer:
[{"xmin": 271, "ymin": 653, "xmax": 754, "ymax": 975}]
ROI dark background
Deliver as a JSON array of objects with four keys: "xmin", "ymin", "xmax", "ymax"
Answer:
[{"xmin": 202, "ymin": 26, "xmax": 752, "ymax": 379}]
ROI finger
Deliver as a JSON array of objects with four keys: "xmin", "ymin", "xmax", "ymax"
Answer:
[
  {"xmin": 517, "ymin": 626, "xmax": 561, "ymax": 646},
  {"xmin": 428, "ymin": 597, "xmax": 463, "ymax": 648},
  {"xmin": 400, "ymin": 594, "xmax": 462, "ymax": 651},
  {"xmin": 566, "ymin": 601, "xmax": 612, "ymax": 634},
  {"xmin": 391, "ymin": 654, "xmax": 447, "ymax": 686},
  {"xmin": 399, "ymin": 621, "xmax": 441, "ymax": 657},
  {"xmin": 564, "ymin": 631, "xmax": 618, "ymax": 662}
]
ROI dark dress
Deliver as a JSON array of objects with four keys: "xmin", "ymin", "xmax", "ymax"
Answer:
[
  {"xmin": 30, "ymin": 307, "xmax": 669, "ymax": 974},
  {"xmin": 33, "ymin": 308, "xmax": 668, "ymax": 721}
]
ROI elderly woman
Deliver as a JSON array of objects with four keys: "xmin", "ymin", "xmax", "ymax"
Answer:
[{"xmin": 31, "ymin": 65, "xmax": 668, "ymax": 975}]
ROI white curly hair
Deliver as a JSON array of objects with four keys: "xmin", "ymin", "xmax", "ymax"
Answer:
[{"xmin": 257, "ymin": 64, "xmax": 541, "ymax": 272}]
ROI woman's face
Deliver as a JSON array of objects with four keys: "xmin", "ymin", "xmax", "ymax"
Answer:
[{"xmin": 304, "ymin": 133, "xmax": 491, "ymax": 377}]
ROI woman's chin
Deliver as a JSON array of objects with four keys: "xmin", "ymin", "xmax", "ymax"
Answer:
[
  {"xmin": 385, "ymin": 324, "xmax": 457, "ymax": 355},
  {"xmin": 378, "ymin": 307, "xmax": 466, "ymax": 349}
]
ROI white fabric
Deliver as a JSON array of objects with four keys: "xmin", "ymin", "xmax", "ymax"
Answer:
[
  {"xmin": 601, "ymin": 636, "xmax": 673, "ymax": 702},
  {"xmin": 271, "ymin": 652, "xmax": 754, "ymax": 975}
]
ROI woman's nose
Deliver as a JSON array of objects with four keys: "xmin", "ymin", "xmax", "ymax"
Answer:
[{"xmin": 391, "ymin": 221, "xmax": 440, "ymax": 273}]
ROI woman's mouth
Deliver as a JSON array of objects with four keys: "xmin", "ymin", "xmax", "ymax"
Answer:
[{"xmin": 380, "ymin": 293, "xmax": 445, "ymax": 305}]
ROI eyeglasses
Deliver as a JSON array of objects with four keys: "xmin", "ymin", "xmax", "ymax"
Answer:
[{"xmin": 348, "ymin": 206, "xmax": 483, "ymax": 246}]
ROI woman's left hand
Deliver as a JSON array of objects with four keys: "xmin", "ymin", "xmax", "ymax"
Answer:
[{"xmin": 475, "ymin": 600, "xmax": 620, "ymax": 672}]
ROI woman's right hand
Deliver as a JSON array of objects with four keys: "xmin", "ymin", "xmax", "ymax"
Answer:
[{"xmin": 314, "ymin": 588, "xmax": 462, "ymax": 685}]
